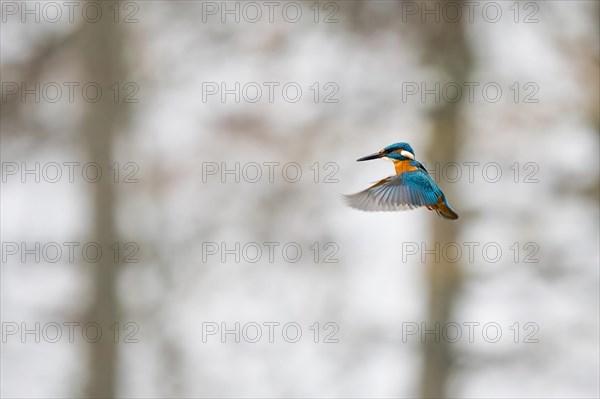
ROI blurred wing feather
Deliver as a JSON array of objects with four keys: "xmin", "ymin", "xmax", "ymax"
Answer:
[{"xmin": 345, "ymin": 172, "xmax": 441, "ymax": 212}]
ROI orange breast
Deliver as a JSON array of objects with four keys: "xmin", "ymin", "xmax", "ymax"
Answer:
[{"xmin": 393, "ymin": 160, "xmax": 418, "ymax": 174}]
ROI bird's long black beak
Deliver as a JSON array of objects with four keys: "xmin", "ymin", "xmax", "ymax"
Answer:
[{"xmin": 357, "ymin": 151, "xmax": 385, "ymax": 162}]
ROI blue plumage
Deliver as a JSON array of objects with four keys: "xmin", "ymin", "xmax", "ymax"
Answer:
[
  {"xmin": 383, "ymin": 142, "xmax": 415, "ymax": 159},
  {"xmin": 345, "ymin": 142, "xmax": 458, "ymax": 219}
]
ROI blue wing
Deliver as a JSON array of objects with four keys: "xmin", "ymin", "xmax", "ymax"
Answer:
[{"xmin": 345, "ymin": 170, "xmax": 443, "ymax": 212}]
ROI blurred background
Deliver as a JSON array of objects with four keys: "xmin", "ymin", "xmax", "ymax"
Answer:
[{"xmin": 1, "ymin": 0, "xmax": 599, "ymax": 398}]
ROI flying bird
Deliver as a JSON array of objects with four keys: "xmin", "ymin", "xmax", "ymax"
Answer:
[{"xmin": 345, "ymin": 142, "xmax": 458, "ymax": 220}]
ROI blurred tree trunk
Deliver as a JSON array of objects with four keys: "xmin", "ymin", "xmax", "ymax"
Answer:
[
  {"xmin": 79, "ymin": 2, "xmax": 128, "ymax": 397},
  {"xmin": 415, "ymin": 2, "xmax": 473, "ymax": 398}
]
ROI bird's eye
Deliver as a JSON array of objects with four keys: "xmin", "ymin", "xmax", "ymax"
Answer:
[{"xmin": 400, "ymin": 150, "xmax": 414, "ymax": 159}]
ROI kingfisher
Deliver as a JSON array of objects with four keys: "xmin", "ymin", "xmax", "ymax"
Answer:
[{"xmin": 344, "ymin": 142, "xmax": 458, "ymax": 219}]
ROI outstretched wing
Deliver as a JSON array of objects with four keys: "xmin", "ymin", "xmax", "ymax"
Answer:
[{"xmin": 345, "ymin": 171, "xmax": 441, "ymax": 212}]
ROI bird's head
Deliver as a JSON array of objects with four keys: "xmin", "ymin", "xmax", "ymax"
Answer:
[{"xmin": 357, "ymin": 142, "xmax": 415, "ymax": 162}]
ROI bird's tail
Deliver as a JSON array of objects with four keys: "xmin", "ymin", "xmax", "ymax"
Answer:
[{"xmin": 433, "ymin": 197, "xmax": 459, "ymax": 220}]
